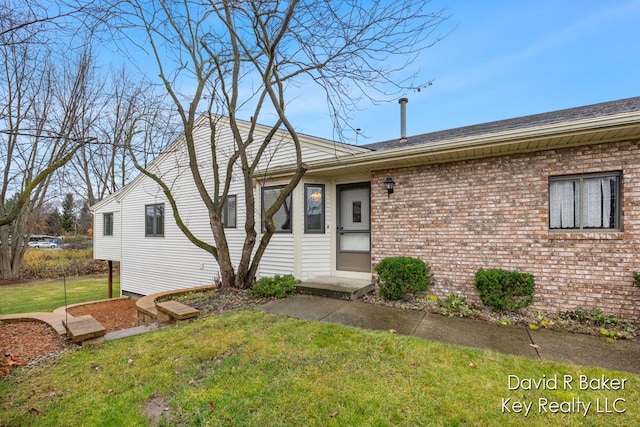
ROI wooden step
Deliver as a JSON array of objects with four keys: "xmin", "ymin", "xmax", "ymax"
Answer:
[
  {"xmin": 155, "ymin": 300, "xmax": 200, "ymax": 324},
  {"xmin": 63, "ymin": 315, "xmax": 106, "ymax": 346}
]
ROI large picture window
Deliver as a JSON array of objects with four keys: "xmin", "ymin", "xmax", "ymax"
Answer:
[
  {"xmin": 103, "ymin": 213, "xmax": 113, "ymax": 236},
  {"xmin": 261, "ymin": 186, "xmax": 292, "ymax": 233},
  {"xmin": 222, "ymin": 195, "xmax": 237, "ymax": 228},
  {"xmin": 304, "ymin": 184, "xmax": 325, "ymax": 233},
  {"xmin": 145, "ymin": 204, "xmax": 165, "ymax": 237},
  {"xmin": 549, "ymin": 172, "xmax": 621, "ymax": 230}
]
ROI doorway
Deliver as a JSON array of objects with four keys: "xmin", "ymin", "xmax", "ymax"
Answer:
[{"xmin": 336, "ymin": 183, "xmax": 371, "ymax": 272}]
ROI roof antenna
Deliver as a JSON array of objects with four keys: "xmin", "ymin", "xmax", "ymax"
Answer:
[{"xmin": 399, "ymin": 98, "xmax": 408, "ymax": 143}]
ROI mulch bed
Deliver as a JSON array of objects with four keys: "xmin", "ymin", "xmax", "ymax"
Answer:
[
  {"xmin": 1, "ymin": 299, "xmax": 137, "ymax": 378},
  {"xmin": 1, "ymin": 321, "xmax": 74, "ymax": 377},
  {"xmin": 66, "ymin": 299, "xmax": 138, "ymax": 332},
  {"xmin": 1, "ymin": 288, "xmax": 265, "ymax": 378}
]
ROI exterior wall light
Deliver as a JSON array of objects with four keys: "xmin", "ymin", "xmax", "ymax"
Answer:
[{"xmin": 383, "ymin": 177, "xmax": 395, "ymax": 197}]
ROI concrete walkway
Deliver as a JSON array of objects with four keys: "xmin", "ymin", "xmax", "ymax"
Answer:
[{"xmin": 260, "ymin": 294, "xmax": 640, "ymax": 375}]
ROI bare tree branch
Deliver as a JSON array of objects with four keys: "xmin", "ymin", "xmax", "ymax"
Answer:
[{"xmin": 115, "ymin": 0, "xmax": 448, "ymax": 288}]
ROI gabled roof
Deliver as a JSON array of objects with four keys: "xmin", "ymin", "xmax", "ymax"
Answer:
[
  {"xmin": 90, "ymin": 189, "xmax": 121, "ymax": 212},
  {"xmin": 91, "ymin": 114, "xmax": 367, "ymax": 210},
  {"xmin": 364, "ymin": 96, "xmax": 640, "ymax": 151}
]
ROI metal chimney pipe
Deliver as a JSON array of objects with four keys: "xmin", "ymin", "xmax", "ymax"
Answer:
[{"xmin": 399, "ymin": 97, "xmax": 408, "ymax": 143}]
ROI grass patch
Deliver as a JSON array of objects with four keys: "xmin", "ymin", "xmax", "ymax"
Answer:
[
  {"xmin": 1, "ymin": 310, "xmax": 638, "ymax": 426},
  {"xmin": 0, "ymin": 275, "xmax": 120, "ymax": 315}
]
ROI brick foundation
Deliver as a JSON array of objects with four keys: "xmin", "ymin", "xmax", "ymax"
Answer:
[{"xmin": 371, "ymin": 139, "xmax": 640, "ymax": 323}]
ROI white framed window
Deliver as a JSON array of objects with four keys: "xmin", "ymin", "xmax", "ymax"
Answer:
[{"xmin": 549, "ymin": 172, "xmax": 621, "ymax": 230}]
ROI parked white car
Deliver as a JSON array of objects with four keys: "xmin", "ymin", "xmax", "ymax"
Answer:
[{"xmin": 28, "ymin": 241, "xmax": 58, "ymax": 249}]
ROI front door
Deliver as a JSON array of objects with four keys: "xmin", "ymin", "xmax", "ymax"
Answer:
[{"xmin": 336, "ymin": 183, "xmax": 371, "ymax": 272}]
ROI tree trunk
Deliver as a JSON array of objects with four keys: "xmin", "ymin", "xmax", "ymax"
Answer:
[
  {"xmin": 0, "ymin": 248, "xmax": 13, "ymax": 280},
  {"xmin": 0, "ymin": 240, "xmax": 25, "ymax": 280},
  {"xmin": 210, "ymin": 213, "xmax": 236, "ymax": 288}
]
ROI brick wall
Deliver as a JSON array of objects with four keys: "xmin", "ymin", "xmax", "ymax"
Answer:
[{"xmin": 371, "ymin": 139, "xmax": 640, "ymax": 322}]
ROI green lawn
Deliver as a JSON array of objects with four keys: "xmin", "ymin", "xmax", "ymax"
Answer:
[
  {"xmin": 0, "ymin": 275, "xmax": 121, "ymax": 314},
  {"xmin": 1, "ymin": 310, "xmax": 638, "ymax": 426}
]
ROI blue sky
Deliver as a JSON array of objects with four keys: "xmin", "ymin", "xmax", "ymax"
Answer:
[
  {"xmin": 116, "ymin": 1, "xmax": 640, "ymax": 146},
  {"xmin": 297, "ymin": 0, "xmax": 640, "ymax": 145}
]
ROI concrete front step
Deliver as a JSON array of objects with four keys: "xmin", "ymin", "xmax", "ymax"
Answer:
[{"xmin": 296, "ymin": 277, "xmax": 374, "ymax": 301}]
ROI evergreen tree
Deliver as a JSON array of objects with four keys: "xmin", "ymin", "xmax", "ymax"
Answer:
[
  {"xmin": 76, "ymin": 200, "xmax": 92, "ymax": 235},
  {"xmin": 60, "ymin": 193, "xmax": 75, "ymax": 234}
]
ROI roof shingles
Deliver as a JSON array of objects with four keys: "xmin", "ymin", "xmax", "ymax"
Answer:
[{"xmin": 363, "ymin": 96, "xmax": 640, "ymax": 151}]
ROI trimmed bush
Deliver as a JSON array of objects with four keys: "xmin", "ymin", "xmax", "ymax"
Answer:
[
  {"xmin": 252, "ymin": 274, "xmax": 299, "ymax": 298},
  {"xmin": 475, "ymin": 268, "xmax": 535, "ymax": 311},
  {"xmin": 375, "ymin": 257, "xmax": 433, "ymax": 300},
  {"xmin": 633, "ymin": 271, "xmax": 640, "ymax": 287}
]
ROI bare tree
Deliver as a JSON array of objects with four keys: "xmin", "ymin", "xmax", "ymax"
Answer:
[
  {"xmin": 119, "ymin": 0, "xmax": 448, "ymax": 289},
  {"xmin": 0, "ymin": 4, "xmax": 102, "ymax": 279},
  {"xmin": 66, "ymin": 67, "xmax": 177, "ymax": 206},
  {"xmin": 1, "ymin": 1, "xmax": 81, "ymax": 40}
]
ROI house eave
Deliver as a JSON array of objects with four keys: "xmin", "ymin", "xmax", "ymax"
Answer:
[{"xmin": 259, "ymin": 111, "xmax": 640, "ymax": 178}]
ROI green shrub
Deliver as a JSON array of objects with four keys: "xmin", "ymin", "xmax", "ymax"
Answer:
[
  {"xmin": 375, "ymin": 257, "xmax": 433, "ymax": 300},
  {"xmin": 474, "ymin": 268, "xmax": 535, "ymax": 311},
  {"xmin": 252, "ymin": 274, "xmax": 299, "ymax": 298},
  {"xmin": 633, "ymin": 271, "xmax": 640, "ymax": 287}
]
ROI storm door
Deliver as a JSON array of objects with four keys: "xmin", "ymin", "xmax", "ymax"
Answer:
[{"xmin": 336, "ymin": 183, "xmax": 371, "ymax": 272}]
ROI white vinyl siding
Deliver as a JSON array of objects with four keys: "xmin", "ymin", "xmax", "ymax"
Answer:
[
  {"xmin": 105, "ymin": 116, "xmax": 347, "ymax": 296},
  {"xmin": 120, "ymin": 175, "xmax": 221, "ymax": 295},
  {"xmin": 259, "ymin": 236, "xmax": 296, "ymax": 277},
  {"xmin": 92, "ymin": 197, "xmax": 121, "ymax": 261}
]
